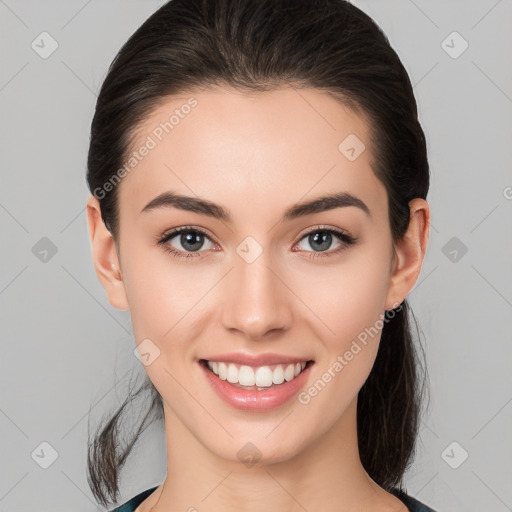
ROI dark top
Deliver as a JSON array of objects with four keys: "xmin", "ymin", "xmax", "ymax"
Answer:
[{"xmin": 109, "ymin": 485, "xmax": 438, "ymax": 512}]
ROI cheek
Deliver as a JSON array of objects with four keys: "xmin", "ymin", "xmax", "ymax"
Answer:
[
  {"xmin": 293, "ymin": 258, "xmax": 389, "ymax": 418},
  {"xmin": 126, "ymin": 276, "xmax": 203, "ymax": 348},
  {"xmin": 120, "ymin": 237, "xmax": 209, "ymax": 338},
  {"xmin": 295, "ymin": 251, "xmax": 391, "ymax": 347}
]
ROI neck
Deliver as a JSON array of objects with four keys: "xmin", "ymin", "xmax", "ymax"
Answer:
[{"xmin": 147, "ymin": 397, "xmax": 392, "ymax": 512}]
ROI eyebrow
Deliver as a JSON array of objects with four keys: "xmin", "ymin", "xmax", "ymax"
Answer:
[{"xmin": 140, "ymin": 190, "xmax": 371, "ymax": 222}]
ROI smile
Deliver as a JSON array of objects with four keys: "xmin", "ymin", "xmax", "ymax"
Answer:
[
  {"xmin": 204, "ymin": 360, "xmax": 309, "ymax": 388},
  {"xmin": 199, "ymin": 359, "xmax": 314, "ymax": 411}
]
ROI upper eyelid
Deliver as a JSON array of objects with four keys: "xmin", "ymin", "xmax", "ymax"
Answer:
[
  {"xmin": 160, "ymin": 226, "xmax": 218, "ymax": 245},
  {"xmin": 160, "ymin": 225, "xmax": 354, "ymax": 249}
]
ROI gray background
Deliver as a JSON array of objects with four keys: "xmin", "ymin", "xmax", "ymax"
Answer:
[{"xmin": 1, "ymin": 0, "xmax": 511, "ymax": 511}]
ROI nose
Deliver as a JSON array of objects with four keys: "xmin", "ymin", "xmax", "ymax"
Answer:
[{"xmin": 221, "ymin": 254, "xmax": 293, "ymax": 341}]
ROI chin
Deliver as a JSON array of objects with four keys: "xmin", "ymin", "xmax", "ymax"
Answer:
[{"xmin": 203, "ymin": 429, "xmax": 312, "ymax": 468}]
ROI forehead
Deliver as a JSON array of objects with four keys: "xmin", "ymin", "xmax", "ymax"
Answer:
[{"xmin": 117, "ymin": 86, "xmax": 387, "ymax": 226}]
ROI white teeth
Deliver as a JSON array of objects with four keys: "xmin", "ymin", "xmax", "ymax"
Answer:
[
  {"xmin": 227, "ymin": 363, "xmax": 238, "ymax": 384},
  {"xmin": 218, "ymin": 362, "xmax": 227, "ymax": 380},
  {"xmin": 205, "ymin": 360, "xmax": 308, "ymax": 387},
  {"xmin": 272, "ymin": 365, "xmax": 285, "ymax": 385},
  {"xmin": 284, "ymin": 364, "xmax": 295, "ymax": 382},
  {"xmin": 238, "ymin": 365, "xmax": 255, "ymax": 386},
  {"xmin": 255, "ymin": 366, "xmax": 273, "ymax": 387}
]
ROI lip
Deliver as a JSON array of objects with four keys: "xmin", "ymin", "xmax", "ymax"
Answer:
[
  {"xmin": 199, "ymin": 352, "xmax": 312, "ymax": 367},
  {"xmin": 199, "ymin": 359, "xmax": 314, "ymax": 412}
]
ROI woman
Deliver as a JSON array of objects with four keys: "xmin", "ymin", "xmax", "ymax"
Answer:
[{"xmin": 85, "ymin": 0, "xmax": 436, "ymax": 510}]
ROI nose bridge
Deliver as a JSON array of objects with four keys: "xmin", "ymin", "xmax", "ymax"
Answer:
[{"xmin": 221, "ymin": 247, "xmax": 292, "ymax": 339}]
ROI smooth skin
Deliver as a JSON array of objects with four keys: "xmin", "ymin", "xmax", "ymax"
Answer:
[{"xmin": 87, "ymin": 86, "xmax": 430, "ymax": 512}]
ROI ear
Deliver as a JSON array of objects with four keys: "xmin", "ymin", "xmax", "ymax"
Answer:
[
  {"xmin": 86, "ymin": 195, "xmax": 129, "ymax": 311},
  {"xmin": 384, "ymin": 198, "xmax": 430, "ymax": 310}
]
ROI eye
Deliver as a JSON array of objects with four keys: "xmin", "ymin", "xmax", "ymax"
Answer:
[
  {"xmin": 157, "ymin": 225, "xmax": 358, "ymax": 260},
  {"xmin": 293, "ymin": 226, "xmax": 358, "ymax": 259},
  {"xmin": 157, "ymin": 226, "xmax": 216, "ymax": 259}
]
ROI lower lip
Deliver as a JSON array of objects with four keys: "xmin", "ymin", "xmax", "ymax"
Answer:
[{"xmin": 199, "ymin": 360, "xmax": 313, "ymax": 412}]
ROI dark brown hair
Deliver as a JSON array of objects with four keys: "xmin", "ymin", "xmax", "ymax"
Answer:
[{"xmin": 86, "ymin": 0, "xmax": 430, "ymax": 507}]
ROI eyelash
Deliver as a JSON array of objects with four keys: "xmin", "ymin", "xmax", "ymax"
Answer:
[{"xmin": 156, "ymin": 225, "xmax": 358, "ymax": 260}]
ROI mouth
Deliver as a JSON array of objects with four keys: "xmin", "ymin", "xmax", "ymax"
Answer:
[{"xmin": 199, "ymin": 358, "xmax": 314, "ymax": 391}]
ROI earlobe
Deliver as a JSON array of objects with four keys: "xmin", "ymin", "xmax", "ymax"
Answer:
[
  {"xmin": 384, "ymin": 198, "xmax": 430, "ymax": 310},
  {"xmin": 86, "ymin": 195, "xmax": 129, "ymax": 311}
]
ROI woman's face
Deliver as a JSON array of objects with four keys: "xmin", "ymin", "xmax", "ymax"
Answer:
[{"xmin": 91, "ymin": 86, "xmax": 418, "ymax": 465}]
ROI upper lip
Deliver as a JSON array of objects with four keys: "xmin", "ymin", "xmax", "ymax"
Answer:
[{"xmin": 200, "ymin": 352, "xmax": 313, "ymax": 367}]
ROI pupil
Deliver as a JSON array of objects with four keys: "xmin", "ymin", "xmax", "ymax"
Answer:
[
  {"xmin": 182, "ymin": 232, "xmax": 203, "ymax": 252},
  {"xmin": 310, "ymin": 231, "xmax": 331, "ymax": 251}
]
